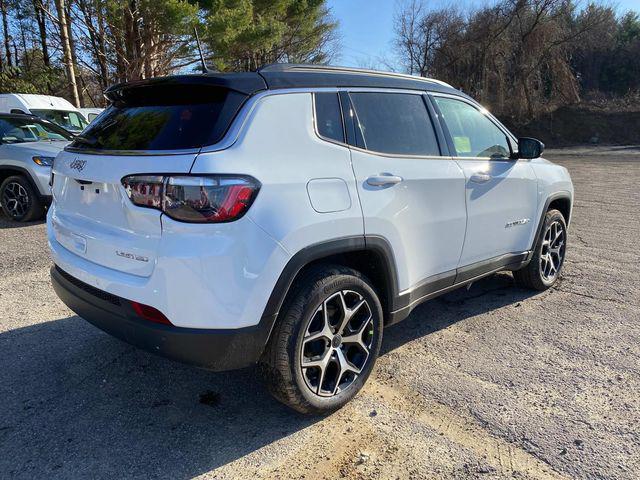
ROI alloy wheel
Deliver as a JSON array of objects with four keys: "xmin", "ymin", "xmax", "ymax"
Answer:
[
  {"xmin": 300, "ymin": 290, "xmax": 375, "ymax": 397},
  {"xmin": 540, "ymin": 220, "xmax": 566, "ymax": 282},
  {"xmin": 2, "ymin": 182, "xmax": 30, "ymax": 219}
]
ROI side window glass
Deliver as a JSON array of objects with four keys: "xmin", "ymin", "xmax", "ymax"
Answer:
[
  {"xmin": 434, "ymin": 97, "xmax": 510, "ymax": 159},
  {"xmin": 349, "ymin": 92, "xmax": 440, "ymax": 156},
  {"xmin": 314, "ymin": 92, "xmax": 344, "ymax": 143}
]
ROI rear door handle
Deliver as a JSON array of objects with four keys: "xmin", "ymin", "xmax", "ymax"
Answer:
[
  {"xmin": 469, "ymin": 172, "xmax": 492, "ymax": 184},
  {"xmin": 366, "ymin": 174, "xmax": 403, "ymax": 187}
]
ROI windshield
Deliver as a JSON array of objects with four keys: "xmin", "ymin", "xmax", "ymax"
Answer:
[
  {"xmin": 31, "ymin": 109, "xmax": 88, "ymax": 133},
  {"xmin": 69, "ymin": 85, "xmax": 246, "ymax": 152},
  {"xmin": 0, "ymin": 117, "xmax": 74, "ymax": 144}
]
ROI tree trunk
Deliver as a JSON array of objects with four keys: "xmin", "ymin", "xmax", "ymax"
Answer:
[
  {"xmin": 33, "ymin": 0, "xmax": 50, "ymax": 67},
  {"xmin": 123, "ymin": 0, "xmax": 143, "ymax": 80},
  {"xmin": 65, "ymin": 0, "xmax": 84, "ymax": 106},
  {"xmin": 19, "ymin": 19, "xmax": 29, "ymax": 68},
  {"xmin": 114, "ymin": 30, "xmax": 127, "ymax": 82},
  {"xmin": 95, "ymin": 1, "xmax": 109, "ymax": 87},
  {"xmin": 54, "ymin": 0, "xmax": 81, "ymax": 107},
  {"xmin": 78, "ymin": 0, "xmax": 109, "ymax": 90},
  {"xmin": 0, "ymin": 0, "xmax": 11, "ymax": 67},
  {"xmin": 142, "ymin": 19, "xmax": 153, "ymax": 78}
]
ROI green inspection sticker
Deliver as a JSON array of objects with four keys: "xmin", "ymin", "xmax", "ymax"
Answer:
[{"xmin": 453, "ymin": 136, "xmax": 472, "ymax": 154}]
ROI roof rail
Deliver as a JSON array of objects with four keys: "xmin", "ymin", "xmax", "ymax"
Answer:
[{"xmin": 257, "ymin": 63, "xmax": 453, "ymax": 88}]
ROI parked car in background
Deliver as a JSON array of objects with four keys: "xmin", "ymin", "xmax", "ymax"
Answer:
[
  {"xmin": 0, "ymin": 113, "xmax": 72, "ymax": 221},
  {"xmin": 0, "ymin": 93, "xmax": 88, "ymax": 134},
  {"xmin": 79, "ymin": 107, "xmax": 104, "ymax": 123},
  {"xmin": 48, "ymin": 65, "xmax": 573, "ymax": 413}
]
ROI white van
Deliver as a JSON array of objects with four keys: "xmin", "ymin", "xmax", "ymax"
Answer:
[
  {"xmin": 78, "ymin": 107, "xmax": 104, "ymax": 123},
  {"xmin": 0, "ymin": 93, "xmax": 88, "ymax": 134}
]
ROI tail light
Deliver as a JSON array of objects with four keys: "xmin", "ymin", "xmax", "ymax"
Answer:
[{"xmin": 121, "ymin": 175, "xmax": 260, "ymax": 223}]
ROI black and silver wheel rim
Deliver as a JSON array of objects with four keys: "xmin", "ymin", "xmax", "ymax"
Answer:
[
  {"xmin": 2, "ymin": 182, "xmax": 30, "ymax": 219},
  {"xmin": 540, "ymin": 220, "xmax": 566, "ymax": 282},
  {"xmin": 300, "ymin": 290, "xmax": 375, "ymax": 397}
]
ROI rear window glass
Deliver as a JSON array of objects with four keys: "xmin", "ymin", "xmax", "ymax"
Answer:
[
  {"xmin": 69, "ymin": 85, "xmax": 246, "ymax": 151},
  {"xmin": 314, "ymin": 92, "xmax": 344, "ymax": 143},
  {"xmin": 349, "ymin": 92, "xmax": 440, "ymax": 156}
]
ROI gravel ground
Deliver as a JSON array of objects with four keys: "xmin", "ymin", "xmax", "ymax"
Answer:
[{"xmin": 0, "ymin": 146, "xmax": 639, "ymax": 479}]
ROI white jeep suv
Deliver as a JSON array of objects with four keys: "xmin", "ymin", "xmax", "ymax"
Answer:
[{"xmin": 48, "ymin": 65, "xmax": 573, "ymax": 413}]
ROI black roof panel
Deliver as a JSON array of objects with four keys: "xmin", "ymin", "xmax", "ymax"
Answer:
[{"xmin": 258, "ymin": 64, "xmax": 461, "ymax": 95}]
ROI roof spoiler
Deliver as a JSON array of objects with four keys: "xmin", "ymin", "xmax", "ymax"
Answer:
[{"xmin": 104, "ymin": 73, "xmax": 267, "ymax": 101}]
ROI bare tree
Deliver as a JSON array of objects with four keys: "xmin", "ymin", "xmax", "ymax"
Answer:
[
  {"xmin": 393, "ymin": 0, "xmax": 610, "ymax": 120},
  {"xmin": 394, "ymin": 1, "xmax": 465, "ymax": 77}
]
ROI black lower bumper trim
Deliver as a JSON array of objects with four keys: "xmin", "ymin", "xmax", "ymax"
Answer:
[{"xmin": 50, "ymin": 265, "xmax": 274, "ymax": 371}]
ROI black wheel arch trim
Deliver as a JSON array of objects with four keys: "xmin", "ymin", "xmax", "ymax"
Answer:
[
  {"xmin": 0, "ymin": 165, "xmax": 50, "ymax": 203},
  {"xmin": 527, "ymin": 191, "xmax": 572, "ymax": 261},
  {"xmin": 260, "ymin": 235, "xmax": 400, "ymax": 322},
  {"xmin": 258, "ymin": 235, "xmax": 400, "ymax": 353}
]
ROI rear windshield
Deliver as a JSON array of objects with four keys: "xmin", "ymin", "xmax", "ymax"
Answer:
[{"xmin": 68, "ymin": 85, "xmax": 247, "ymax": 152}]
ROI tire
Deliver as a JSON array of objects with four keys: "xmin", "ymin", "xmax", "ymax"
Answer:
[
  {"xmin": 260, "ymin": 264, "xmax": 384, "ymax": 414},
  {"xmin": 0, "ymin": 175, "xmax": 44, "ymax": 222},
  {"xmin": 514, "ymin": 209, "xmax": 567, "ymax": 290}
]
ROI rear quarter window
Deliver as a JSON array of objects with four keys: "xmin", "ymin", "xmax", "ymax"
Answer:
[
  {"xmin": 314, "ymin": 92, "xmax": 345, "ymax": 143},
  {"xmin": 69, "ymin": 85, "xmax": 247, "ymax": 152}
]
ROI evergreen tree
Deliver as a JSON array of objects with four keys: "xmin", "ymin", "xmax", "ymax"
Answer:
[{"xmin": 202, "ymin": 0, "xmax": 339, "ymax": 71}]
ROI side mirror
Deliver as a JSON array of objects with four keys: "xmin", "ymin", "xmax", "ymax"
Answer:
[{"xmin": 517, "ymin": 137, "xmax": 544, "ymax": 159}]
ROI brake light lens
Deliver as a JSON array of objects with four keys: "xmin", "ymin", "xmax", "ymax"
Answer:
[{"xmin": 121, "ymin": 175, "xmax": 260, "ymax": 223}]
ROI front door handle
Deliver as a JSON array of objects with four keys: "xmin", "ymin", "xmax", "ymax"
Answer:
[
  {"xmin": 366, "ymin": 174, "xmax": 403, "ymax": 187},
  {"xmin": 469, "ymin": 172, "xmax": 492, "ymax": 184}
]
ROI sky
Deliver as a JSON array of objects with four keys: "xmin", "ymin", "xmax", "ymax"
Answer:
[{"xmin": 328, "ymin": 0, "xmax": 640, "ymax": 68}]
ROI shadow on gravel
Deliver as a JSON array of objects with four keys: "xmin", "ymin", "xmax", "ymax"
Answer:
[
  {"xmin": 0, "ymin": 272, "xmax": 537, "ymax": 479},
  {"xmin": 382, "ymin": 272, "xmax": 538, "ymax": 355},
  {"xmin": 0, "ymin": 213, "xmax": 45, "ymax": 229},
  {"xmin": 0, "ymin": 317, "xmax": 319, "ymax": 479}
]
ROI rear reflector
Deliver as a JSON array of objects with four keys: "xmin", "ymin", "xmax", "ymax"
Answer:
[{"xmin": 131, "ymin": 301, "xmax": 172, "ymax": 325}]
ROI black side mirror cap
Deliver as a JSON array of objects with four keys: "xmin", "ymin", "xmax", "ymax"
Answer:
[{"xmin": 517, "ymin": 137, "xmax": 544, "ymax": 159}]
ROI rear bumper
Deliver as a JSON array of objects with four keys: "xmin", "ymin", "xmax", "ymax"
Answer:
[{"xmin": 51, "ymin": 265, "xmax": 274, "ymax": 371}]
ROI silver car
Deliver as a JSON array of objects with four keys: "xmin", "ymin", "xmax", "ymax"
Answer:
[{"xmin": 0, "ymin": 113, "xmax": 72, "ymax": 221}]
